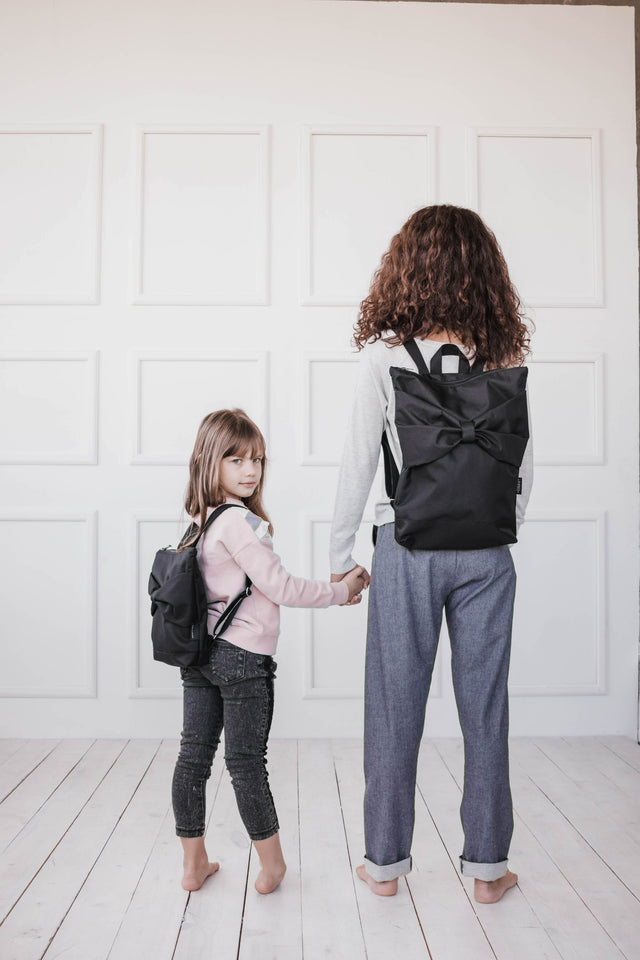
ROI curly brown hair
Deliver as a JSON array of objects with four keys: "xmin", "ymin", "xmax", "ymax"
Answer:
[{"xmin": 354, "ymin": 205, "xmax": 531, "ymax": 367}]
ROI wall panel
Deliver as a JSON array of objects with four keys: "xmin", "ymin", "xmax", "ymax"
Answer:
[
  {"xmin": 133, "ymin": 126, "xmax": 270, "ymax": 304},
  {"xmin": 302, "ymin": 127, "xmax": 435, "ymax": 304},
  {"xmin": 0, "ymin": 126, "xmax": 102, "ymax": 304},
  {"xmin": 469, "ymin": 129, "xmax": 603, "ymax": 306},
  {"xmin": 0, "ymin": 515, "xmax": 97, "ymax": 697},
  {"xmin": 0, "ymin": 354, "xmax": 99, "ymax": 465},
  {"xmin": 130, "ymin": 352, "xmax": 269, "ymax": 464},
  {"xmin": 510, "ymin": 513, "xmax": 606, "ymax": 695},
  {"xmin": 528, "ymin": 355, "xmax": 604, "ymax": 465}
]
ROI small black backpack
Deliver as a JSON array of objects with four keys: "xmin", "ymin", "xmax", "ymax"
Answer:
[
  {"xmin": 148, "ymin": 503, "xmax": 252, "ymax": 668},
  {"xmin": 382, "ymin": 340, "xmax": 529, "ymax": 551}
]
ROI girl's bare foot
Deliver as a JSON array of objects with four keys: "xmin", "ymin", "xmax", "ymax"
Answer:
[
  {"xmin": 253, "ymin": 833, "xmax": 287, "ymax": 895},
  {"xmin": 474, "ymin": 869, "xmax": 518, "ymax": 903},
  {"xmin": 356, "ymin": 864, "xmax": 398, "ymax": 897},
  {"xmin": 180, "ymin": 837, "xmax": 220, "ymax": 891}
]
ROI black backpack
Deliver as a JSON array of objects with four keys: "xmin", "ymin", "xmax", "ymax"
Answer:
[
  {"xmin": 148, "ymin": 503, "xmax": 252, "ymax": 668},
  {"xmin": 382, "ymin": 340, "xmax": 529, "ymax": 551}
]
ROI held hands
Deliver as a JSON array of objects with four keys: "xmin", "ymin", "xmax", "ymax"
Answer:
[{"xmin": 331, "ymin": 564, "xmax": 371, "ymax": 606}]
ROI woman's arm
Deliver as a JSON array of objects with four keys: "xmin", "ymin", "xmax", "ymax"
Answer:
[{"xmin": 330, "ymin": 346, "xmax": 387, "ymax": 574}]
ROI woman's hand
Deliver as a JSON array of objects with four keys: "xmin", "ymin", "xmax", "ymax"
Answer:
[{"xmin": 332, "ymin": 565, "xmax": 371, "ymax": 605}]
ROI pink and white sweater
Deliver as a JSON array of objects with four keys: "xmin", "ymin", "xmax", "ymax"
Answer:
[{"xmin": 196, "ymin": 498, "xmax": 348, "ymax": 655}]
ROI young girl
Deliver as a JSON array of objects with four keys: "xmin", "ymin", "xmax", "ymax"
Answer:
[
  {"xmin": 172, "ymin": 408, "xmax": 365, "ymax": 895},
  {"xmin": 330, "ymin": 205, "xmax": 533, "ymax": 903}
]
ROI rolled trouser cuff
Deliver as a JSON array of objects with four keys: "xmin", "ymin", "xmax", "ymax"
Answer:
[
  {"xmin": 363, "ymin": 855, "xmax": 412, "ymax": 882},
  {"xmin": 460, "ymin": 857, "xmax": 508, "ymax": 881}
]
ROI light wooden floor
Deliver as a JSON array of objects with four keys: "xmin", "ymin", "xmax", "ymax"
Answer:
[{"xmin": 1, "ymin": 737, "xmax": 640, "ymax": 960}]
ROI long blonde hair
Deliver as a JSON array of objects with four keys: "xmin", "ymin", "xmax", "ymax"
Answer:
[{"xmin": 181, "ymin": 408, "xmax": 273, "ymax": 549}]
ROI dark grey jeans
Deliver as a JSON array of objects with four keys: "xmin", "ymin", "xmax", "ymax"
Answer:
[
  {"xmin": 364, "ymin": 523, "xmax": 516, "ymax": 883},
  {"xmin": 172, "ymin": 638, "xmax": 279, "ymax": 842}
]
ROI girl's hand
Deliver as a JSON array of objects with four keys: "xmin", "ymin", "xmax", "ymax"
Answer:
[{"xmin": 335, "ymin": 565, "xmax": 370, "ymax": 604}]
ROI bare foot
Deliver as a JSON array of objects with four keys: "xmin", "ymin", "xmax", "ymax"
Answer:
[
  {"xmin": 180, "ymin": 837, "xmax": 220, "ymax": 891},
  {"xmin": 182, "ymin": 856, "xmax": 220, "ymax": 891},
  {"xmin": 356, "ymin": 864, "xmax": 398, "ymax": 897},
  {"xmin": 474, "ymin": 869, "xmax": 518, "ymax": 903},
  {"xmin": 255, "ymin": 862, "xmax": 287, "ymax": 895},
  {"xmin": 253, "ymin": 833, "xmax": 287, "ymax": 895}
]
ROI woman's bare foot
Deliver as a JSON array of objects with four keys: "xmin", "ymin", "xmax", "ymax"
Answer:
[
  {"xmin": 474, "ymin": 869, "xmax": 518, "ymax": 903},
  {"xmin": 356, "ymin": 864, "xmax": 398, "ymax": 897},
  {"xmin": 253, "ymin": 833, "xmax": 287, "ymax": 895},
  {"xmin": 180, "ymin": 837, "xmax": 220, "ymax": 891}
]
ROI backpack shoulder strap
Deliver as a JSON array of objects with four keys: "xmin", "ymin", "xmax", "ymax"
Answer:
[
  {"xmin": 201, "ymin": 502, "xmax": 240, "ymax": 535},
  {"xmin": 403, "ymin": 338, "xmax": 428, "ymax": 374},
  {"xmin": 182, "ymin": 502, "xmax": 243, "ymax": 549}
]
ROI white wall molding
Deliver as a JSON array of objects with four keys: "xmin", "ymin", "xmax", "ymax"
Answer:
[
  {"xmin": 300, "ymin": 352, "xmax": 358, "ymax": 465},
  {"xmin": 300, "ymin": 125, "xmax": 437, "ymax": 306},
  {"xmin": 510, "ymin": 510, "xmax": 607, "ymax": 696},
  {"xmin": 0, "ymin": 352, "xmax": 99, "ymax": 465},
  {"xmin": 131, "ymin": 124, "xmax": 270, "ymax": 305},
  {"xmin": 0, "ymin": 512, "xmax": 98, "ymax": 698},
  {"xmin": 528, "ymin": 353, "xmax": 604, "ymax": 465},
  {"xmin": 0, "ymin": 124, "xmax": 103, "ymax": 304},
  {"xmin": 467, "ymin": 127, "xmax": 603, "ymax": 307},
  {"xmin": 129, "ymin": 350, "xmax": 269, "ymax": 465}
]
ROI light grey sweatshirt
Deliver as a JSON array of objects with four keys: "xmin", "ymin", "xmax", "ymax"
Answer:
[{"xmin": 329, "ymin": 334, "xmax": 533, "ymax": 574}]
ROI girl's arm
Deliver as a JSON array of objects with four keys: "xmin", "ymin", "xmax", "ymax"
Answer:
[
  {"xmin": 330, "ymin": 346, "xmax": 387, "ymax": 574},
  {"xmin": 233, "ymin": 537, "xmax": 349, "ymax": 607},
  {"xmin": 218, "ymin": 510, "xmax": 350, "ymax": 607}
]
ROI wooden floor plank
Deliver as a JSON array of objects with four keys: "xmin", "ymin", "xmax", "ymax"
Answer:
[
  {"xmin": 422, "ymin": 739, "xmax": 562, "ymax": 960},
  {"xmin": 0, "ymin": 739, "xmax": 121, "ymax": 924},
  {"xmin": 108, "ymin": 743, "xmax": 224, "ymax": 960},
  {"xmin": 508, "ymin": 738, "xmax": 640, "ymax": 959},
  {"xmin": 0, "ymin": 739, "xmax": 154, "ymax": 960},
  {"xmin": 298, "ymin": 739, "xmax": 366, "ymax": 960},
  {"xmin": 173, "ymin": 754, "xmax": 251, "ymax": 960},
  {"xmin": 513, "ymin": 738, "xmax": 640, "ymax": 900},
  {"xmin": 0, "ymin": 736, "xmax": 637, "ymax": 959},
  {"xmin": 0, "ymin": 740, "xmax": 94, "ymax": 851},
  {"xmin": 598, "ymin": 736, "xmax": 640, "ymax": 775},
  {"xmin": 438, "ymin": 737, "xmax": 627, "ymax": 960},
  {"xmin": 410, "ymin": 782, "xmax": 497, "ymax": 959},
  {"xmin": 0, "ymin": 740, "xmax": 61, "ymax": 804},
  {"xmin": 0, "ymin": 740, "xmax": 28, "ymax": 769},
  {"xmin": 534, "ymin": 737, "xmax": 640, "ymax": 838},
  {"xmin": 238, "ymin": 739, "xmax": 304, "ymax": 960},
  {"xmin": 563, "ymin": 737, "xmax": 640, "ymax": 805},
  {"xmin": 42, "ymin": 740, "xmax": 176, "ymax": 960},
  {"xmin": 332, "ymin": 738, "xmax": 431, "ymax": 960}
]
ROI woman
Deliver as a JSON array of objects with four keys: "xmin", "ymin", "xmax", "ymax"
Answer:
[{"xmin": 330, "ymin": 205, "xmax": 533, "ymax": 902}]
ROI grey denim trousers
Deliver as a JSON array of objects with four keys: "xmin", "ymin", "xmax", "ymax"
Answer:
[
  {"xmin": 364, "ymin": 523, "xmax": 516, "ymax": 883},
  {"xmin": 172, "ymin": 638, "xmax": 279, "ymax": 842}
]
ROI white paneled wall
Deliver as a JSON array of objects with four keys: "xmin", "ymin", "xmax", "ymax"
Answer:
[
  {"xmin": 469, "ymin": 129, "xmax": 603, "ymax": 305},
  {"xmin": 133, "ymin": 127, "xmax": 270, "ymax": 304},
  {"xmin": 0, "ymin": 0, "xmax": 637, "ymax": 738},
  {"xmin": 0, "ymin": 515, "xmax": 97, "ymax": 697},
  {"xmin": 0, "ymin": 126, "xmax": 102, "ymax": 304},
  {"xmin": 0, "ymin": 354, "xmax": 99, "ymax": 464},
  {"xmin": 130, "ymin": 353, "xmax": 269, "ymax": 464},
  {"xmin": 301, "ymin": 127, "xmax": 436, "ymax": 304}
]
